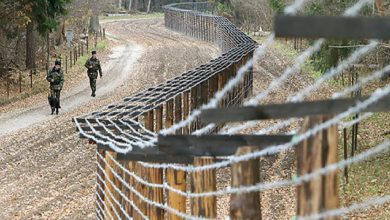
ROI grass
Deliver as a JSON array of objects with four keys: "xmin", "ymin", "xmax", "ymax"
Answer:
[
  {"xmin": 270, "ymin": 39, "xmax": 324, "ymax": 81},
  {"xmin": 257, "ymin": 36, "xmax": 390, "ymax": 218},
  {"xmin": 96, "ymin": 39, "xmax": 109, "ymax": 50},
  {"xmin": 337, "ymin": 78, "xmax": 390, "ymax": 218},
  {"xmin": 76, "ymin": 40, "xmax": 108, "ymax": 66}
]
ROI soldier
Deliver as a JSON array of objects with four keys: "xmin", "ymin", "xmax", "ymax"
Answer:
[
  {"xmin": 46, "ymin": 59, "xmax": 64, "ymax": 115},
  {"xmin": 85, "ymin": 50, "xmax": 103, "ymax": 97}
]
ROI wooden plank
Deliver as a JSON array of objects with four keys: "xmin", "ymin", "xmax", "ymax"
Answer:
[
  {"xmin": 167, "ymin": 169, "xmax": 187, "ymax": 220},
  {"xmin": 124, "ymin": 161, "xmax": 134, "ymax": 217},
  {"xmin": 113, "ymin": 155, "xmax": 125, "ymax": 219},
  {"xmin": 134, "ymin": 162, "xmax": 147, "ymax": 220},
  {"xmin": 230, "ymin": 147, "xmax": 261, "ymax": 219},
  {"xmin": 166, "ymin": 99, "xmax": 174, "ymax": 130},
  {"xmin": 158, "ymin": 135, "xmax": 293, "ymax": 156},
  {"xmin": 201, "ymin": 95, "xmax": 390, "ymax": 123},
  {"xmin": 274, "ymin": 16, "xmax": 390, "ymax": 40},
  {"xmin": 156, "ymin": 106, "xmax": 163, "ymax": 132},
  {"xmin": 321, "ymin": 115, "xmax": 340, "ymax": 218},
  {"xmin": 183, "ymin": 91, "xmax": 190, "ymax": 134},
  {"xmin": 191, "ymin": 157, "xmax": 217, "ymax": 218},
  {"xmin": 190, "ymin": 86, "xmax": 198, "ymax": 132},
  {"xmin": 175, "ymin": 94, "xmax": 183, "ymax": 134},
  {"xmin": 104, "ymin": 151, "xmax": 119, "ymax": 218},
  {"xmin": 297, "ymin": 116, "xmax": 340, "ymax": 219},
  {"xmin": 297, "ymin": 116, "xmax": 323, "ymax": 217},
  {"xmin": 96, "ymin": 149, "xmax": 106, "ymax": 217},
  {"xmin": 144, "ymin": 110, "xmax": 164, "ymax": 220}
]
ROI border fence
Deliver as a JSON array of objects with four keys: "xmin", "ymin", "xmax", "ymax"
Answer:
[{"xmin": 74, "ymin": 1, "xmax": 390, "ymax": 219}]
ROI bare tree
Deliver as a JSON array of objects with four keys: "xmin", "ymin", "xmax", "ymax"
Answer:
[
  {"xmin": 147, "ymin": 0, "xmax": 152, "ymax": 13},
  {"xmin": 26, "ymin": 21, "xmax": 36, "ymax": 69},
  {"xmin": 128, "ymin": 0, "xmax": 132, "ymax": 11}
]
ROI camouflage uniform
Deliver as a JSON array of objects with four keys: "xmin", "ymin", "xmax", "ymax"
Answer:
[
  {"xmin": 84, "ymin": 57, "xmax": 102, "ymax": 96},
  {"xmin": 46, "ymin": 67, "xmax": 64, "ymax": 108}
]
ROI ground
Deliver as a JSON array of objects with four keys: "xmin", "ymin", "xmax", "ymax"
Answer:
[
  {"xmin": 0, "ymin": 15, "xmax": 389, "ymax": 220},
  {"xmin": 0, "ymin": 17, "xmax": 218, "ymax": 219}
]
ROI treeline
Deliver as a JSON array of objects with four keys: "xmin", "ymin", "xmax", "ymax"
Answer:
[
  {"xmin": 0, "ymin": 0, "xmax": 71, "ymax": 74},
  {"xmin": 112, "ymin": 0, "xmax": 205, "ymax": 13},
  {"xmin": 0, "ymin": 0, "xmax": 105, "ymax": 76}
]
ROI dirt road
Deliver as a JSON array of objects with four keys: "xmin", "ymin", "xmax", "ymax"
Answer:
[
  {"xmin": 0, "ymin": 42, "xmax": 143, "ymax": 137},
  {"xmin": 0, "ymin": 18, "xmax": 218, "ymax": 219}
]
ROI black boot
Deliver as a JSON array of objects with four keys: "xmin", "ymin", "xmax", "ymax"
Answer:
[
  {"xmin": 51, "ymin": 107, "xmax": 55, "ymax": 115},
  {"xmin": 56, "ymin": 108, "xmax": 59, "ymax": 115},
  {"xmin": 91, "ymin": 91, "xmax": 96, "ymax": 97}
]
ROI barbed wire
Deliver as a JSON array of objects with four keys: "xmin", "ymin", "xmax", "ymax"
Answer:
[
  {"xmin": 102, "ymin": 132, "xmax": 389, "ymax": 198},
  {"xmin": 97, "ymin": 153, "xmax": 211, "ymax": 220},
  {"xmin": 140, "ymin": 83, "xmax": 390, "ymax": 172},
  {"xmin": 224, "ymin": 39, "xmax": 378, "ymax": 135},
  {"xmin": 75, "ymin": 0, "xmax": 373, "ymax": 157},
  {"xmin": 75, "ymin": 0, "xmax": 390, "ymax": 218}
]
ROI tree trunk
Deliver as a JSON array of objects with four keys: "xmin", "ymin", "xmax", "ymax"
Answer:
[
  {"xmin": 118, "ymin": 0, "xmax": 122, "ymax": 9},
  {"xmin": 376, "ymin": 0, "xmax": 385, "ymax": 16},
  {"xmin": 26, "ymin": 22, "xmax": 36, "ymax": 69},
  {"xmin": 46, "ymin": 32, "xmax": 50, "ymax": 71},
  {"xmin": 128, "ymin": 0, "xmax": 132, "ymax": 11},
  {"xmin": 147, "ymin": 0, "xmax": 152, "ymax": 13}
]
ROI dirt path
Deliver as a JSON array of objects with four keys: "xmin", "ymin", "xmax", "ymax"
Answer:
[
  {"xmin": 0, "ymin": 41, "xmax": 143, "ymax": 137},
  {"xmin": 0, "ymin": 18, "xmax": 218, "ymax": 219}
]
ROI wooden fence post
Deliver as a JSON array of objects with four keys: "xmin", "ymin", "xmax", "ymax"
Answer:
[
  {"xmin": 126, "ymin": 118, "xmax": 138, "ymax": 218},
  {"xmin": 144, "ymin": 110, "xmax": 164, "ymax": 220},
  {"xmin": 166, "ymin": 92, "xmax": 188, "ymax": 220},
  {"xmin": 174, "ymin": 94, "xmax": 182, "ymax": 134},
  {"xmin": 104, "ymin": 151, "xmax": 120, "ymax": 218},
  {"xmin": 19, "ymin": 70, "xmax": 22, "ymax": 93},
  {"xmin": 167, "ymin": 168, "xmax": 187, "ymax": 220},
  {"xmin": 70, "ymin": 50, "xmax": 72, "ymax": 68},
  {"xmin": 343, "ymin": 128, "xmax": 348, "ymax": 183},
  {"xmin": 191, "ymin": 157, "xmax": 217, "ymax": 218},
  {"xmin": 97, "ymin": 149, "xmax": 106, "ymax": 217},
  {"xmin": 134, "ymin": 162, "xmax": 147, "ymax": 220},
  {"xmin": 165, "ymin": 98, "xmax": 187, "ymax": 219},
  {"xmin": 156, "ymin": 105, "xmax": 163, "ymax": 132},
  {"xmin": 166, "ymin": 99, "xmax": 174, "ymax": 128},
  {"xmin": 125, "ymin": 160, "xmax": 135, "ymax": 217},
  {"xmin": 297, "ymin": 116, "xmax": 339, "ymax": 219},
  {"xmin": 190, "ymin": 87, "xmax": 198, "ymax": 131},
  {"xmin": 65, "ymin": 55, "xmax": 68, "ymax": 74},
  {"xmin": 183, "ymin": 91, "xmax": 190, "ymax": 134},
  {"xmin": 113, "ymin": 154, "xmax": 124, "ymax": 219},
  {"xmin": 230, "ymin": 147, "xmax": 261, "ymax": 219}
]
